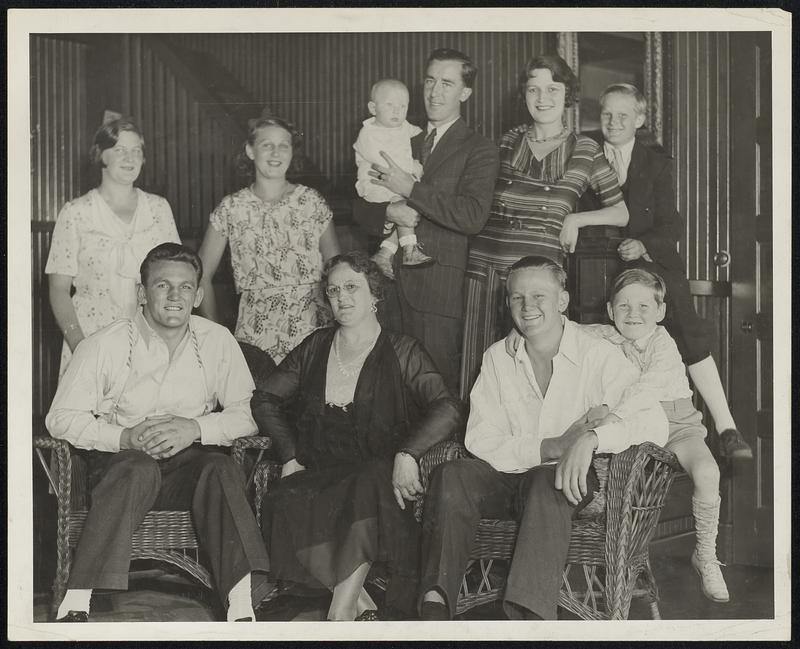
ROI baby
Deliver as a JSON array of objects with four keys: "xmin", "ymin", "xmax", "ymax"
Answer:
[
  {"xmin": 353, "ymin": 78, "xmax": 433, "ymax": 280},
  {"xmin": 506, "ymin": 267, "xmax": 730, "ymax": 603}
]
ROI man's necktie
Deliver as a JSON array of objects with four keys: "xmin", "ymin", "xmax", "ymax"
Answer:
[
  {"xmin": 420, "ymin": 128, "xmax": 437, "ymax": 166},
  {"xmin": 605, "ymin": 144, "xmax": 628, "ymax": 186}
]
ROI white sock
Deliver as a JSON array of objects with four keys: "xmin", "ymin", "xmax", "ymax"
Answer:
[
  {"xmin": 57, "ymin": 588, "xmax": 92, "ymax": 618},
  {"xmin": 398, "ymin": 234, "xmax": 417, "ymax": 248},
  {"xmin": 227, "ymin": 573, "xmax": 255, "ymax": 622},
  {"xmin": 380, "ymin": 239, "xmax": 398, "ymax": 254}
]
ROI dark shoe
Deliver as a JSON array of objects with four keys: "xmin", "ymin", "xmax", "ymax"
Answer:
[
  {"xmin": 371, "ymin": 248, "xmax": 396, "ymax": 280},
  {"xmin": 55, "ymin": 610, "xmax": 88, "ymax": 622},
  {"xmin": 718, "ymin": 428, "xmax": 753, "ymax": 460},
  {"xmin": 401, "ymin": 243, "xmax": 435, "ymax": 268},
  {"xmin": 354, "ymin": 609, "xmax": 379, "ymax": 621},
  {"xmin": 420, "ymin": 600, "xmax": 450, "ymax": 621}
]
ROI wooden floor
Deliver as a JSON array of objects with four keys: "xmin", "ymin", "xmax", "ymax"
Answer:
[{"xmin": 34, "ymin": 554, "xmax": 773, "ymax": 623}]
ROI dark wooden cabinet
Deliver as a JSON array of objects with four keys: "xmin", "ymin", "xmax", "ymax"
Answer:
[{"xmin": 568, "ymin": 225, "xmax": 624, "ymax": 324}]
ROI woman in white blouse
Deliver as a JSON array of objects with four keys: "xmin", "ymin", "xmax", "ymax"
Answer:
[{"xmin": 45, "ymin": 117, "xmax": 180, "ymax": 374}]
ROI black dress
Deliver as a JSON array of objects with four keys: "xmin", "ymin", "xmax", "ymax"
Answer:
[{"xmin": 253, "ymin": 327, "xmax": 463, "ymax": 614}]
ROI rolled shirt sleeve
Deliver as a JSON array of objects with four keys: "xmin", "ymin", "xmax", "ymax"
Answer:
[
  {"xmin": 45, "ymin": 331, "xmax": 127, "ymax": 452},
  {"xmin": 194, "ymin": 330, "xmax": 257, "ymax": 446}
]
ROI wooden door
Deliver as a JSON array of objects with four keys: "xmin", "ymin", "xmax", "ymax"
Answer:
[{"xmin": 729, "ymin": 32, "xmax": 773, "ymax": 567}]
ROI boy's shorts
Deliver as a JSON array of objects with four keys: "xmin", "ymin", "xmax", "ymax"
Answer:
[{"xmin": 661, "ymin": 397, "xmax": 707, "ymax": 449}]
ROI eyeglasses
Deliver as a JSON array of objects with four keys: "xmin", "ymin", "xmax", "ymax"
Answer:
[{"xmin": 324, "ymin": 282, "xmax": 361, "ymax": 299}]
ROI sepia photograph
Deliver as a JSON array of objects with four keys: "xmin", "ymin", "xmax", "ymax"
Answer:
[{"xmin": 7, "ymin": 7, "xmax": 791, "ymax": 642}]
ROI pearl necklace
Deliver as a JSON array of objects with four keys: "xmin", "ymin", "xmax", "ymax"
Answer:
[
  {"xmin": 526, "ymin": 126, "xmax": 569, "ymax": 143},
  {"xmin": 333, "ymin": 328, "xmax": 380, "ymax": 378}
]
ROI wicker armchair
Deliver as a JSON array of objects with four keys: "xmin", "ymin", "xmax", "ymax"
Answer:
[
  {"xmin": 34, "ymin": 435, "xmax": 270, "ymax": 617},
  {"xmin": 417, "ymin": 440, "xmax": 681, "ymax": 620},
  {"xmin": 34, "ymin": 341, "xmax": 277, "ymax": 618}
]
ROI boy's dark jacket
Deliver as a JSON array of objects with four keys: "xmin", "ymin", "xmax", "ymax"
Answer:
[{"xmin": 580, "ymin": 130, "xmax": 685, "ymax": 272}]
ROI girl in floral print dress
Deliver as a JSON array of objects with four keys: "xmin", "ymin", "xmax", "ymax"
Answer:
[
  {"xmin": 45, "ymin": 117, "xmax": 180, "ymax": 376},
  {"xmin": 198, "ymin": 117, "xmax": 340, "ymax": 363}
]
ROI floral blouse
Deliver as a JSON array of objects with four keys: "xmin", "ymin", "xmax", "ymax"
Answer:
[
  {"xmin": 209, "ymin": 185, "xmax": 333, "ymax": 292},
  {"xmin": 45, "ymin": 188, "xmax": 180, "ymax": 336}
]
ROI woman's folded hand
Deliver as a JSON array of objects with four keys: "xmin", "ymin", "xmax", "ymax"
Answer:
[{"xmin": 392, "ymin": 452, "xmax": 423, "ymax": 510}]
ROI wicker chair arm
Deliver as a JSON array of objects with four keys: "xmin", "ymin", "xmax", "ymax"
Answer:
[
  {"xmin": 603, "ymin": 441, "xmax": 680, "ymax": 618},
  {"xmin": 418, "ymin": 440, "xmax": 468, "ymax": 485},
  {"xmin": 231, "ymin": 435, "xmax": 272, "ymax": 467},
  {"xmin": 414, "ymin": 440, "xmax": 468, "ymax": 523},
  {"xmin": 33, "ymin": 436, "xmax": 73, "ymax": 503},
  {"xmin": 33, "ymin": 435, "xmax": 71, "ymax": 453},
  {"xmin": 629, "ymin": 441, "xmax": 682, "ymax": 472}
]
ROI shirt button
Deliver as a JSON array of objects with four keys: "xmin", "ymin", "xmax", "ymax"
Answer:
[
  {"xmin": 506, "ymin": 180, "xmax": 513, "ymax": 185},
  {"xmin": 543, "ymin": 185, "xmax": 551, "ymax": 191},
  {"xmin": 541, "ymin": 206, "xmax": 548, "ymax": 211}
]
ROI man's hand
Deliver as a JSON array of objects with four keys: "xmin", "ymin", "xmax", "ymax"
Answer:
[
  {"xmin": 369, "ymin": 151, "xmax": 416, "ymax": 198},
  {"xmin": 392, "ymin": 452, "xmax": 423, "ymax": 510},
  {"xmin": 138, "ymin": 415, "xmax": 201, "ymax": 460},
  {"xmin": 281, "ymin": 458, "xmax": 306, "ymax": 478},
  {"xmin": 617, "ymin": 238, "xmax": 647, "ymax": 261},
  {"xmin": 120, "ymin": 416, "xmax": 173, "ymax": 452},
  {"xmin": 540, "ymin": 407, "xmax": 607, "ymax": 462},
  {"xmin": 559, "ymin": 214, "xmax": 581, "ymax": 254},
  {"xmin": 385, "ymin": 200, "xmax": 420, "ymax": 229},
  {"xmin": 554, "ymin": 430, "xmax": 599, "ymax": 506}
]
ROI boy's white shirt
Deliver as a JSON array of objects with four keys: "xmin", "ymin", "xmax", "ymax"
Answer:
[
  {"xmin": 584, "ymin": 323, "xmax": 694, "ymax": 420},
  {"xmin": 603, "ymin": 137, "xmax": 636, "ymax": 176},
  {"xmin": 353, "ymin": 117, "xmax": 423, "ymax": 203},
  {"xmin": 465, "ymin": 318, "xmax": 668, "ymax": 474}
]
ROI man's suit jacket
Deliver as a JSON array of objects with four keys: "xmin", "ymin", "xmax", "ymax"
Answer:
[
  {"xmin": 353, "ymin": 117, "xmax": 499, "ymax": 319},
  {"xmin": 622, "ymin": 138, "xmax": 685, "ymax": 272}
]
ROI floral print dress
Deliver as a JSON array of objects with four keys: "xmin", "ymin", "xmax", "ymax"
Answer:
[
  {"xmin": 45, "ymin": 188, "xmax": 180, "ymax": 375},
  {"xmin": 209, "ymin": 185, "xmax": 333, "ymax": 363}
]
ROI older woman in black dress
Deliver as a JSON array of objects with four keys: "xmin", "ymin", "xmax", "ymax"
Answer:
[{"xmin": 253, "ymin": 251, "xmax": 462, "ymax": 620}]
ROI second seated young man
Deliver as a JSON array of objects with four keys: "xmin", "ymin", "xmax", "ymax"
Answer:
[
  {"xmin": 353, "ymin": 47, "xmax": 500, "ymax": 393},
  {"xmin": 46, "ymin": 243, "xmax": 272, "ymax": 623},
  {"xmin": 417, "ymin": 255, "xmax": 668, "ymax": 621}
]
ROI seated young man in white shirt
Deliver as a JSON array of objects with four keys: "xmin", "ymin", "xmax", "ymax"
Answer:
[
  {"xmin": 46, "ymin": 242, "xmax": 271, "ymax": 622},
  {"xmin": 417, "ymin": 255, "xmax": 668, "ymax": 620}
]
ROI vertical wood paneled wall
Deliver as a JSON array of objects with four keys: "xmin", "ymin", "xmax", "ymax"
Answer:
[
  {"xmin": 30, "ymin": 36, "xmax": 88, "ymax": 223},
  {"xmin": 30, "ymin": 36, "xmax": 89, "ymax": 425},
  {"xmin": 667, "ymin": 32, "xmax": 734, "ymax": 399},
  {"xmin": 669, "ymin": 32, "xmax": 731, "ymax": 283},
  {"xmin": 171, "ymin": 33, "xmax": 550, "ymax": 195},
  {"xmin": 32, "ymin": 225, "xmax": 62, "ymax": 425},
  {"xmin": 121, "ymin": 35, "xmax": 244, "ymax": 238}
]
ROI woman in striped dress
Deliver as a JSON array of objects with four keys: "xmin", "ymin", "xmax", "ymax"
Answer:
[{"xmin": 460, "ymin": 55, "xmax": 628, "ymax": 399}]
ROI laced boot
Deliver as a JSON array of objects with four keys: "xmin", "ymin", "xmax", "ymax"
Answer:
[{"xmin": 691, "ymin": 495, "xmax": 730, "ymax": 602}]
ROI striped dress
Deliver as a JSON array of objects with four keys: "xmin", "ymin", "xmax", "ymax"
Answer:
[{"xmin": 459, "ymin": 126, "xmax": 623, "ymax": 399}]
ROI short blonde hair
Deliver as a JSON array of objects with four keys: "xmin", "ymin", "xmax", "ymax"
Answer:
[
  {"xmin": 600, "ymin": 83, "xmax": 648, "ymax": 117},
  {"xmin": 506, "ymin": 255, "xmax": 567, "ymax": 290},
  {"xmin": 609, "ymin": 268, "xmax": 666, "ymax": 305}
]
